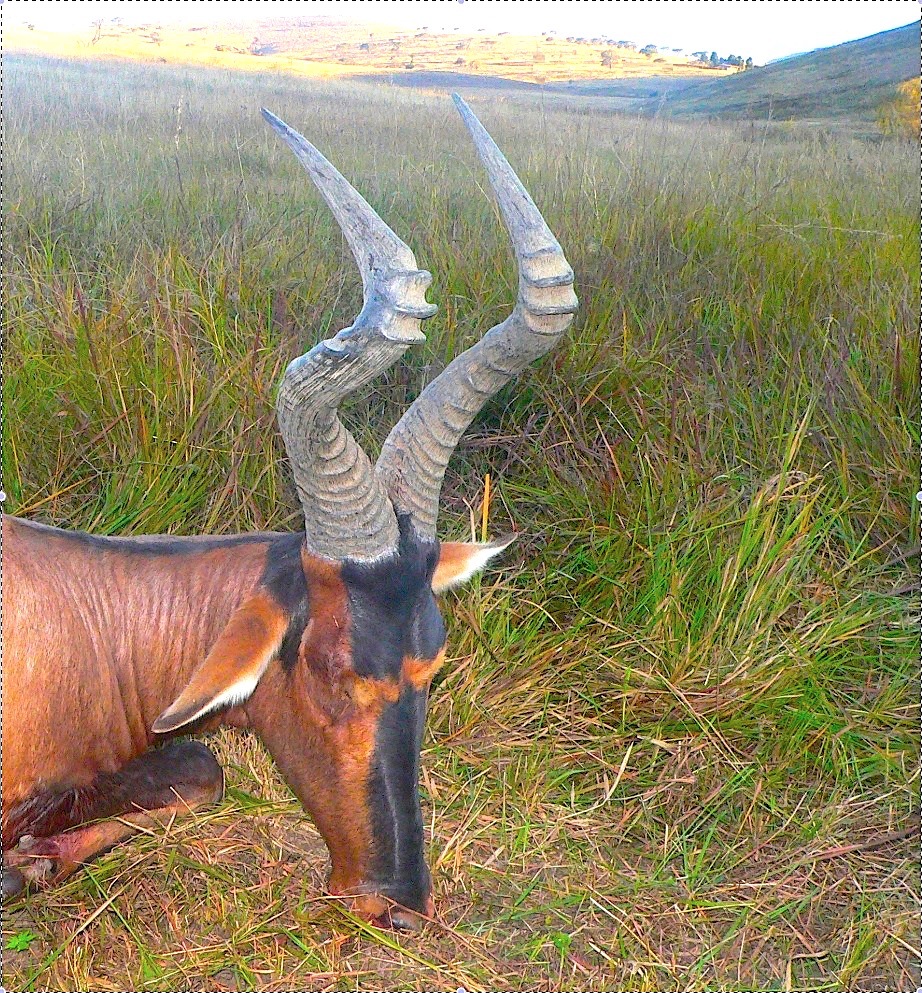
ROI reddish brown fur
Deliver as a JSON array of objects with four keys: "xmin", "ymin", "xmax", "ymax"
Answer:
[
  {"xmin": 1, "ymin": 515, "xmax": 273, "ymax": 848},
  {"xmin": 241, "ymin": 550, "xmax": 380, "ymax": 894}
]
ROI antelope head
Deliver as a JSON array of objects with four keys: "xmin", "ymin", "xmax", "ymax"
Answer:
[{"xmin": 154, "ymin": 96, "xmax": 577, "ymax": 930}]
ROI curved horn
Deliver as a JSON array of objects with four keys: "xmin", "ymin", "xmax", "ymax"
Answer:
[
  {"xmin": 262, "ymin": 109, "xmax": 437, "ymax": 561},
  {"xmin": 375, "ymin": 95, "xmax": 578, "ymax": 538}
]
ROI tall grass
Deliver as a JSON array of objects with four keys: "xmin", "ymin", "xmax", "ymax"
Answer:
[{"xmin": 3, "ymin": 55, "xmax": 918, "ymax": 991}]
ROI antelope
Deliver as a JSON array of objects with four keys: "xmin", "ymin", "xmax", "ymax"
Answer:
[{"xmin": 2, "ymin": 96, "xmax": 577, "ymax": 931}]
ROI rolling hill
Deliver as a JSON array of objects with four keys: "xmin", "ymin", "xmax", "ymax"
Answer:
[{"xmin": 658, "ymin": 22, "xmax": 920, "ymax": 121}]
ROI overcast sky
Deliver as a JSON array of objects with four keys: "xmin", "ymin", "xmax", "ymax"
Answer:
[{"xmin": 4, "ymin": 0, "xmax": 918, "ymax": 65}]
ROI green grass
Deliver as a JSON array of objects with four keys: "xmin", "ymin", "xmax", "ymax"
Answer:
[{"xmin": 2, "ymin": 54, "xmax": 918, "ymax": 991}]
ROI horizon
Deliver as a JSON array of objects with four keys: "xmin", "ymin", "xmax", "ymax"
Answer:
[{"xmin": 3, "ymin": 0, "xmax": 918, "ymax": 66}]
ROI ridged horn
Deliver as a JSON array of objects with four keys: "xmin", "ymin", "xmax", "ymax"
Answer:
[
  {"xmin": 375, "ymin": 95, "xmax": 578, "ymax": 538},
  {"xmin": 262, "ymin": 109, "xmax": 437, "ymax": 562}
]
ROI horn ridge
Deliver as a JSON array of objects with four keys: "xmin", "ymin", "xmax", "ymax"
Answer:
[
  {"xmin": 263, "ymin": 109, "xmax": 437, "ymax": 562},
  {"xmin": 375, "ymin": 96, "xmax": 578, "ymax": 539}
]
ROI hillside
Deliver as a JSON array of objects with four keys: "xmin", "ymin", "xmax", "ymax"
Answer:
[
  {"xmin": 5, "ymin": 16, "xmax": 733, "ymax": 85},
  {"xmin": 659, "ymin": 22, "xmax": 920, "ymax": 120}
]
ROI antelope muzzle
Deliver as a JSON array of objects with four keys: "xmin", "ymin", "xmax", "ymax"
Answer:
[{"xmin": 361, "ymin": 686, "xmax": 433, "ymax": 930}]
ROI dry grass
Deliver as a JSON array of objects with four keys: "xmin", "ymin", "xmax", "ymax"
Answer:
[
  {"xmin": 5, "ymin": 16, "xmax": 732, "ymax": 85},
  {"xmin": 2, "ymin": 55, "xmax": 918, "ymax": 991}
]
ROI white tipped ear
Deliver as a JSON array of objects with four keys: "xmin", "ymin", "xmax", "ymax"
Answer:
[
  {"xmin": 152, "ymin": 592, "xmax": 288, "ymax": 734},
  {"xmin": 432, "ymin": 535, "xmax": 517, "ymax": 593}
]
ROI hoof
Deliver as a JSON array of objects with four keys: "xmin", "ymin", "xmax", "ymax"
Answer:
[
  {"xmin": 2, "ymin": 867, "xmax": 26, "ymax": 901},
  {"xmin": 6, "ymin": 836, "xmax": 61, "ymax": 890},
  {"xmin": 21, "ymin": 858, "xmax": 55, "ymax": 888}
]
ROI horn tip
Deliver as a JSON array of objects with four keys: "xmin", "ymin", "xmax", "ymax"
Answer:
[
  {"xmin": 451, "ymin": 93, "xmax": 477, "ymax": 127},
  {"xmin": 261, "ymin": 107, "xmax": 284, "ymax": 129}
]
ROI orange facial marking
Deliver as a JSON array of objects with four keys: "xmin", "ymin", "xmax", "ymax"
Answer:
[
  {"xmin": 402, "ymin": 649, "xmax": 447, "ymax": 690},
  {"xmin": 345, "ymin": 673, "xmax": 401, "ymax": 709}
]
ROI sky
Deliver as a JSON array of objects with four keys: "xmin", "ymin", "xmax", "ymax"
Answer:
[{"xmin": 3, "ymin": 0, "xmax": 918, "ymax": 65}]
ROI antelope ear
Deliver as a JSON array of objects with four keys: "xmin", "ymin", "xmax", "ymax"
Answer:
[
  {"xmin": 432, "ymin": 535, "xmax": 517, "ymax": 593},
  {"xmin": 152, "ymin": 592, "xmax": 289, "ymax": 734}
]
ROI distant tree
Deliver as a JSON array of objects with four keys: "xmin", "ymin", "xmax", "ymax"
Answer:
[
  {"xmin": 601, "ymin": 49, "xmax": 614, "ymax": 68},
  {"xmin": 744, "ymin": 57, "xmax": 754, "ymax": 70},
  {"xmin": 359, "ymin": 42, "xmax": 370, "ymax": 51},
  {"xmin": 878, "ymin": 78, "xmax": 921, "ymax": 139},
  {"xmin": 640, "ymin": 44, "xmax": 658, "ymax": 57},
  {"xmin": 691, "ymin": 51, "xmax": 709, "ymax": 62},
  {"xmin": 710, "ymin": 51, "xmax": 720, "ymax": 66}
]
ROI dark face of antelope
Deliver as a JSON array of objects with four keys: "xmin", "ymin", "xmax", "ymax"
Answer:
[
  {"xmin": 237, "ymin": 520, "xmax": 478, "ymax": 931},
  {"xmin": 152, "ymin": 524, "xmax": 508, "ymax": 931},
  {"xmin": 336, "ymin": 520, "xmax": 444, "ymax": 921}
]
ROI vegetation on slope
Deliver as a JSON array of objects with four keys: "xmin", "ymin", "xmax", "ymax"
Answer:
[
  {"xmin": 2, "ymin": 55, "xmax": 918, "ymax": 992},
  {"xmin": 878, "ymin": 77, "xmax": 922, "ymax": 138},
  {"xmin": 660, "ymin": 22, "xmax": 920, "ymax": 121}
]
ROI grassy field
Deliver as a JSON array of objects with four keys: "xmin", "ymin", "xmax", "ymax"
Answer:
[{"xmin": 2, "ymin": 54, "xmax": 918, "ymax": 992}]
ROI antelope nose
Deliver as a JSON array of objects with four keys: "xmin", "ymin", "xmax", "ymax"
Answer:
[
  {"xmin": 389, "ymin": 892, "xmax": 435, "ymax": 932},
  {"xmin": 386, "ymin": 903, "xmax": 430, "ymax": 932}
]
